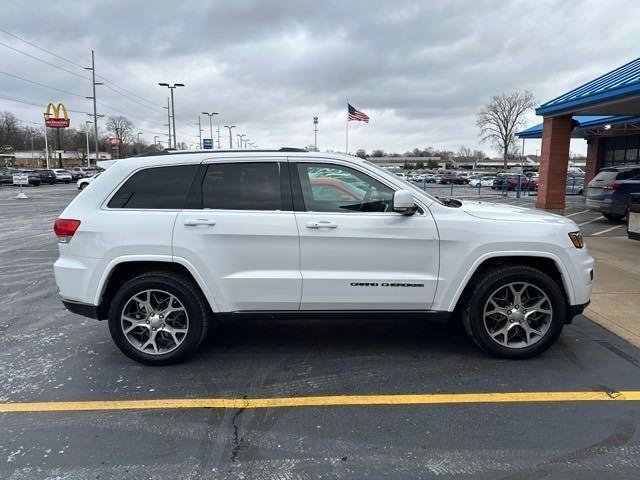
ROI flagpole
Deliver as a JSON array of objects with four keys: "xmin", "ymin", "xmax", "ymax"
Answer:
[{"xmin": 345, "ymin": 100, "xmax": 349, "ymax": 154}]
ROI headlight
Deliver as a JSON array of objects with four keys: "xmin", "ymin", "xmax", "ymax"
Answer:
[{"xmin": 568, "ymin": 231, "xmax": 584, "ymax": 249}]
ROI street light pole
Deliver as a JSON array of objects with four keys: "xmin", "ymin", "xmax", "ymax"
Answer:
[
  {"xmin": 153, "ymin": 135, "xmax": 159, "ymax": 149},
  {"xmin": 164, "ymin": 98, "xmax": 171, "ymax": 149},
  {"xmin": 159, "ymin": 83, "xmax": 185, "ymax": 148},
  {"xmin": 224, "ymin": 125, "xmax": 236, "ymax": 148},
  {"xmin": 313, "ymin": 116, "xmax": 318, "ymax": 151},
  {"xmin": 238, "ymin": 134, "xmax": 246, "ymax": 148},
  {"xmin": 202, "ymin": 112, "xmax": 218, "ymax": 148},
  {"xmin": 137, "ymin": 132, "xmax": 142, "ymax": 154},
  {"xmin": 196, "ymin": 116, "xmax": 202, "ymax": 148}
]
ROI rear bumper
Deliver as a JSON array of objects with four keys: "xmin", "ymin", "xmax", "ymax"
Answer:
[
  {"xmin": 586, "ymin": 197, "xmax": 627, "ymax": 216},
  {"xmin": 62, "ymin": 299, "xmax": 100, "ymax": 319}
]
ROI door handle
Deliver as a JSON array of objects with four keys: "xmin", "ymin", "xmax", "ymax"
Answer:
[
  {"xmin": 305, "ymin": 221, "xmax": 338, "ymax": 229},
  {"xmin": 184, "ymin": 218, "xmax": 217, "ymax": 227}
]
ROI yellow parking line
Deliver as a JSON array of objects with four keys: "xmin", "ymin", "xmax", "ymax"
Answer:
[
  {"xmin": 566, "ymin": 209, "xmax": 591, "ymax": 218},
  {"xmin": 592, "ymin": 224, "xmax": 624, "ymax": 236},
  {"xmin": 578, "ymin": 215, "xmax": 604, "ymax": 226},
  {"xmin": 1, "ymin": 391, "xmax": 640, "ymax": 413}
]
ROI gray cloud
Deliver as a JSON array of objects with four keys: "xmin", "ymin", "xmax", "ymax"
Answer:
[{"xmin": 1, "ymin": 0, "xmax": 639, "ymax": 155}]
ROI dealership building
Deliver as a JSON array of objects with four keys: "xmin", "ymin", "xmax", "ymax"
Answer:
[{"xmin": 517, "ymin": 57, "xmax": 640, "ymax": 209}]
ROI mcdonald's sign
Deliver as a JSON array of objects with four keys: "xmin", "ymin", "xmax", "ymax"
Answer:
[{"xmin": 44, "ymin": 102, "xmax": 70, "ymax": 128}]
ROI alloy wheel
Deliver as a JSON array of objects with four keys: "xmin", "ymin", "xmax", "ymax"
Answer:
[
  {"xmin": 120, "ymin": 289, "xmax": 189, "ymax": 355},
  {"xmin": 483, "ymin": 282, "xmax": 553, "ymax": 349}
]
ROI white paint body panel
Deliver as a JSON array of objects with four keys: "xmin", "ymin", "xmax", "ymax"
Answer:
[{"xmin": 53, "ymin": 151, "xmax": 593, "ymax": 315}]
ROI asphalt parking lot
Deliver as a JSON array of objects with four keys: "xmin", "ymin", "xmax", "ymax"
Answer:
[{"xmin": 1, "ymin": 183, "xmax": 639, "ymax": 479}]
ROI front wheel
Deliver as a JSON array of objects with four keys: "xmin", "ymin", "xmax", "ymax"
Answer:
[
  {"xmin": 462, "ymin": 266, "xmax": 566, "ymax": 359},
  {"xmin": 108, "ymin": 272, "xmax": 210, "ymax": 365}
]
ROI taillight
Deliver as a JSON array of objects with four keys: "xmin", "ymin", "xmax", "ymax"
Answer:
[
  {"xmin": 54, "ymin": 218, "xmax": 81, "ymax": 243},
  {"xmin": 602, "ymin": 181, "xmax": 621, "ymax": 190}
]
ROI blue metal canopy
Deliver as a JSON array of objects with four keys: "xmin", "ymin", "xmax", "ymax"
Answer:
[
  {"xmin": 517, "ymin": 115, "xmax": 640, "ymax": 139},
  {"xmin": 536, "ymin": 57, "xmax": 640, "ymax": 116}
]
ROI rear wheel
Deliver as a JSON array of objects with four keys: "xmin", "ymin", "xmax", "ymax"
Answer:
[
  {"xmin": 462, "ymin": 266, "xmax": 566, "ymax": 359},
  {"xmin": 603, "ymin": 212, "xmax": 625, "ymax": 222},
  {"xmin": 108, "ymin": 272, "xmax": 209, "ymax": 365}
]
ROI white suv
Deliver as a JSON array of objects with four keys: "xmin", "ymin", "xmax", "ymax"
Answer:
[{"xmin": 53, "ymin": 150, "xmax": 593, "ymax": 364}]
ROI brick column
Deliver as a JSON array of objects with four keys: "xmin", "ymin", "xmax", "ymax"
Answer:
[
  {"xmin": 536, "ymin": 115, "xmax": 573, "ymax": 210},
  {"xmin": 584, "ymin": 136, "xmax": 603, "ymax": 186}
]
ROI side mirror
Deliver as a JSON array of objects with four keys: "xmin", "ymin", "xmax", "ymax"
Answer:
[{"xmin": 393, "ymin": 189, "xmax": 417, "ymax": 215}]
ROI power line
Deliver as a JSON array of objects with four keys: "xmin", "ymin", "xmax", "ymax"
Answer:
[
  {"xmin": 0, "ymin": 71, "xmax": 87, "ymax": 99},
  {"xmin": 101, "ymin": 83, "xmax": 162, "ymax": 112},
  {"xmin": 0, "ymin": 26, "xmax": 86, "ymax": 70},
  {"xmin": 0, "ymin": 40, "xmax": 90, "ymax": 81},
  {"xmin": 0, "ymin": 93, "xmax": 91, "ymax": 115},
  {"xmin": 0, "ymin": 27, "xmax": 162, "ymax": 111}
]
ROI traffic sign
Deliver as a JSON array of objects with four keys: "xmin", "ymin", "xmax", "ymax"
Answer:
[
  {"xmin": 203, "ymin": 138, "xmax": 213, "ymax": 149},
  {"xmin": 12, "ymin": 173, "xmax": 29, "ymax": 186}
]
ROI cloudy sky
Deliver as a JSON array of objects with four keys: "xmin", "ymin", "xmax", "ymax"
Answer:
[{"xmin": 1, "ymin": 0, "xmax": 639, "ymax": 156}]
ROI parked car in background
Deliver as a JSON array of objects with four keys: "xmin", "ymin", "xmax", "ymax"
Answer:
[
  {"xmin": 52, "ymin": 169, "xmax": 73, "ymax": 183},
  {"xmin": 566, "ymin": 175, "xmax": 585, "ymax": 195},
  {"xmin": 440, "ymin": 173, "xmax": 469, "ymax": 185},
  {"xmin": 77, "ymin": 172, "xmax": 101, "ymax": 190},
  {"xmin": 492, "ymin": 173, "xmax": 532, "ymax": 191},
  {"xmin": 587, "ymin": 165, "xmax": 640, "ymax": 220},
  {"xmin": 70, "ymin": 166, "xmax": 89, "ymax": 180},
  {"xmin": 0, "ymin": 168, "xmax": 41, "ymax": 186},
  {"xmin": 468, "ymin": 175, "xmax": 496, "ymax": 187},
  {"xmin": 35, "ymin": 169, "xmax": 57, "ymax": 185}
]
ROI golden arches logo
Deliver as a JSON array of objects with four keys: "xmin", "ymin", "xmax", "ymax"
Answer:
[{"xmin": 44, "ymin": 102, "xmax": 70, "ymax": 128}]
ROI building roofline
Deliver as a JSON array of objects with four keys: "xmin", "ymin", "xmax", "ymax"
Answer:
[{"xmin": 536, "ymin": 56, "xmax": 640, "ymax": 116}]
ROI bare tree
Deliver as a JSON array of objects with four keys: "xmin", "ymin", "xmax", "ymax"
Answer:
[
  {"xmin": 106, "ymin": 115, "xmax": 134, "ymax": 157},
  {"xmin": 477, "ymin": 90, "xmax": 535, "ymax": 168}
]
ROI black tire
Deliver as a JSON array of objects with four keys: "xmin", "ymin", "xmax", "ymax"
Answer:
[
  {"xmin": 79, "ymin": 183, "xmax": 87, "ymax": 190},
  {"xmin": 462, "ymin": 265, "xmax": 566, "ymax": 359},
  {"xmin": 603, "ymin": 212, "xmax": 624, "ymax": 222},
  {"xmin": 108, "ymin": 272, "xmax": 210, "ymax": 365}
]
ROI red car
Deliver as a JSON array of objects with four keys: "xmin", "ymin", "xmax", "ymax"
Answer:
[{"xmin": 439, "ymin": 174, "xmax": 469, "ymax": 185}]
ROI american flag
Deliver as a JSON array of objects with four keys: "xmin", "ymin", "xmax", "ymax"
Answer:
[{"xmin": 348, "ymin": 103, "xmax": 369, "ymax": 123}]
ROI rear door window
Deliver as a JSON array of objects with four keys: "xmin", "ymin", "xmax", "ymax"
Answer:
[
  {"xmin": 201, "ymin": 162, "xmax": 282, "ymax": 210},
  {"xmin": 108, "ymin": 165, "xmax": 198, "ymax": 209}
]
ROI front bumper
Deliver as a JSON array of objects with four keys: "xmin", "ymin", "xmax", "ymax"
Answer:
[{"xmin": 566, "ymin": 300, "xmax": 590, "ymax": 323}]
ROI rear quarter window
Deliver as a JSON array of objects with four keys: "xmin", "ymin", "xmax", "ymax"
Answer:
[{"xmin": 108, "ymin": 165, "xmax": 198, "ymax": 209}]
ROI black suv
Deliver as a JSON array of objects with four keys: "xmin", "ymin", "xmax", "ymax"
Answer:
[
  {"xmin": 36, "ymin": 169, "xmax": 57, "ymax": 185},
  {"xmin": 587, "ymin": 165, "xmax": 640, "ymax": 220}
]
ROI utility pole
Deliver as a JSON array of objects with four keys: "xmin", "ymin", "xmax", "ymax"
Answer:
[
  {"xmin": 85, "ymin": 50, "xmax": 102, "ymax": 168},
  {"xmin": 313, "ymin": 116, "xmax": 318, "ymax": 151},
  {"xmin": 224, "ymin": 125, "xmax": 236, "ymax": 148},
  {"xmin": 85, "ymin": 120, "xmax": 92, "ymax": 167},
  {"xmin": 154, "ymin": 135, "xmax": 159, "ymax": 149},
  {"xmin": 137, "ymin": 132, "xmax": 142, "ymax": 154},
  {"xmin": 43, "ymin": 116, "xmax": 50, "ymax": 169},
  {"xmin": 158, "ymin": 83, "xmax": 184, "ymax": 148}
]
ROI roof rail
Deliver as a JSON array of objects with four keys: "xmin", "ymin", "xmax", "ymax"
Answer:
[{"xmin": 131, "ymin": 147, "xmax": 307, "ymax": 158}]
